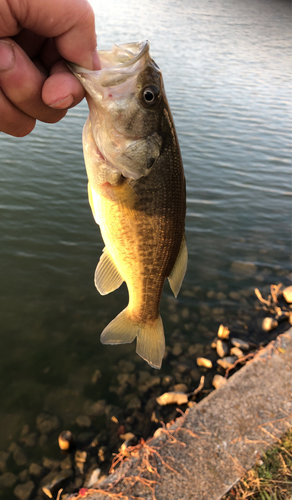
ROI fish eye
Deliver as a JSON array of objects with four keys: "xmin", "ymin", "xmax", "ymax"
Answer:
[{"xmin": 142, "ymin": 86, "xmax": 159, "ymax": 106}]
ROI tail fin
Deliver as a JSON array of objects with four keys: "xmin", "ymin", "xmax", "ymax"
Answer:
[{"xmin": 100, "ymin": 308, "xmax": 165, "ymax": 369}]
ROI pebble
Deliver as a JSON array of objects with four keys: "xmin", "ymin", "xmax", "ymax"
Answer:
[
  {"xmin": 173, "ymin": 383, "xmax": 188, "ymax": 393},
  {"xmin": 230, "ymin": 347, "xmax": 244, "ymax": 358},
  {"xmin": 156, "ymin": 392, "xmax": 188, "ymax": 406},
  {"xmin": 126, "ymin": 396, "xmax": 141, "ymax": 410},
  {"xmin": 118, "ymin": 360, "xmax": 135, "ymax": 373},
  {"xmin": 76, "ymin": 415, "xmax": 91, "ymax": 428},
  {"xmin": 36, "ymin": 414, "xmax": 60, "ymax": 434},
  {"xmin": 58, "ymin": 430, "xmax": 74, "ymax": 451},
  {"xmin": 42, "ymin": 457, "xmax": 61, "ymax": 470},
  {"xmin": 13, "ymin": 480, "xmax": 35, "ymax": 500},
  {"xmin": 230, "ymin": 338, "xmax": 250, "ymax": 350},
  {"xmin": 229, "ymin": 291, "xmax": 241, "ymax": 300},
  {"xmin": 119, "ymin": 432, "xmax": 135, "ymax": 441},
  {"xmin": 0, "ymin": 471, "xmax": 18, "ymax": 488},
  {"xmin": 262, "ymin": 317, "xmax": 278, "ymax": 331},
  {"xmin": 29, "ymin": 463, "xmax": 44, "ymax": 478},
  {"xmin": 0, "ymin": 450, "xmax": 9, "ymax": 472},
  {"xmin": 283, "ymin": 285, "xmax": 292, "ymax": 303},
  {"xmin": 41, "ymin": 470, "xmax": 73, "ymax": 498},
  {"xmin": 83, "ymin": 468, "xmax": 101, "ymax": 488},
  {"xmin": 211, "ymin": 337, "xmax": 218, "ymax": 348},
  {"xmin": 13, "ymin": 446, "xmax": 28, "ymax": 466},
  {"xmin": 196, "ymin": 357, "xmax": 212, "ymax": 369},
  {"xmin": 231, "ymin": 261, "xmax": 257, "ymax": 276},
  {"xmin": 60, "ymin": 456, "xmax": 73, "ymax": 471},
  {"xmin": 162, "ymin": 375, "xmax": 174, "ymax": 387},
  {"xmin": 19, "ymin": 469, "xmax": 29, "ymax": 482},
  {"xmin": 172, "ymin": 343, "xmax": 183, "ymax": 356},
  {"xmin": 217, "ymin": 324, "xmax": 230, "ymax": 339},
  {"xmin": 91, "ymin": 369, "xmax": 101, "ymax": 384},
  {"xmin": 38, "ymin": 435, "xmax": 48, "ymax": 447},
  {"xmin": 84, "ymin": 400, "xmax": 106, "ymax": 417},
  {"xmin": 217, "ymin": 356, "xmax": 237, "ymax": 369},
  {"xmin": 216, "ymin": 339, "xmax": 229, "ymax": 358},
  {"xmin": 21, "ymin": 433, "xmax": 37, "ymax": 448},
  {"xmin": 212, "ymin": 374, "xmax": 227, "ymax": 390}
]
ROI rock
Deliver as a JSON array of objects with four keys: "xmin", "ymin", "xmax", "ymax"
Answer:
[
  {"xmin": 13, "ymin": 446, "xmax": 28, "ymax": 466},
  {"xmin": 60, "ymin": 456, "xmax": 73, "ymax": 471},
  {"xmin": 172, "ymin": 343, "xmax": 183, "ymax": 356},
  {"xmin": 42, "ymin": 457, "xmax": 61, "ymax": 470},
  {"xmin": 283, "ymin": 285, "xmax": 292, "ymax": 303},
  {"xmin": 29, "ymin": 463, "xmax": 44, "ymax": 478},
  {"xmin": 84, "ymin": 400, "xmax": 106, "ymax": 417},
  {"xmin": 58, "ymin": 430, "xmax": 74, "ymax": 451},
  {"xmin": 230, "ymin": 347, "xmax": 244, "ymax": 358},
  {"xmin": 38, "ymin": 434, "xmax": 48, "ymax": 447},
  {"xmin": 231, "ymin": 261, "xmax": 257, "ymax": 276},
  {"xmin": 216, "ymin": 339, "xmax": 229, "ymax": 358},
  {"xmin": 162, "ymin": 375, "xmax": 174, "ymax": 387},
  {"xmin": 20, "ymin": 433, "xmax": 37, "ymax": 448},
  {"xmin": 19, "ymin": 469, "xmax": 29, "ymax": 482},
  {"xmin": 211, "ymin": 337, "xmax": 218, "ymax": 348},
  {"xmin": 156, "ymin": 392, "xmax": 188, "ymax": 406},
  {"xmin": 36, "ymin": 414, "xmax": 60, "ymax": 434},
  {"xmin": 170, "ymin": 313, "xmax": 179, "ymax": 323},
  {"xmin": 91, "ymin": 369, "xmax": 101, "ymax": 384},
  {"xmin": 230, "ymin": 338, "xmax": 250, "ymax": 350},
  {"xmin": 76, "ymin": 415, "xmax": 91, "ymax": 428},
  {"xmin": 229, "ymin": 291, "xmax": 241, "ymax": 300},
  {"xmin": 126, "ymin": 396, "xmax": 141, "ymax": 410},
  {"xmin": 0, "ymin": 451, "xmax": 9, "ymax": 472},
  {"xmin": 119, "ymin": 432, "xmax": 135, "ymax": 441},
  {"xmin": 41, "ymin": 470, "xmax": 73, "ymax": 498},
  {"xmin": 0, "ymin": 471, "xmax": 18, "ymax": 488},
  {"xmin": 118, "ymin": 360, "xmax": 135, "ymax": 373},
  {"xmin": 212, "ymin": 374, "xmax": 227, "ymax": 389},
  {"xmin": 75, "ymin": 450, "xmax": 87, "ymax": 465},
  {"xmin": 173, "ymin": 383, "xmax": 188, "ymax": 393},
  {"xmin": 217, "ymin": 356, "xmax": 237, "ymax": 369},
  {"xmin": 262, "ymin": 317, "xmax": 278, "ymax": 331},
  {"xmin": 196, "ymin": 357, "xmax": 212, "ymax": 368},
  {"xmin": 217, "ymin": 324, "xmax": 230, "ymax": 339},
  {"xmin": 13, "ymin": 480, "xmax": 34, "ymax": 500}
]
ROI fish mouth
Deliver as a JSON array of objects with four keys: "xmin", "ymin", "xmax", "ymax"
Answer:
[{"xmin": 67, "ymin": 40, "xmax": 150, "ymax": 80}]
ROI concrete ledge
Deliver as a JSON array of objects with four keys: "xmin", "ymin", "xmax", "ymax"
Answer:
[{"xmin": 80, "ymin": 328, "xmax": 292, "ymax": 500}]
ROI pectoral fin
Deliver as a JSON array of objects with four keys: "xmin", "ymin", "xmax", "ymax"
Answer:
[
  {"xmin": 168, "ymin": 235, "xmax": 188, "ymax": 298},
  {"xmin": 94, "ymin": 247, "xmax": 124, "ymax": 295}
]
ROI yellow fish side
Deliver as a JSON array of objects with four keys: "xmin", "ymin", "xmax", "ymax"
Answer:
[{"xmin": 88, "ymin": 178, "xmax": 187, "ymax": 369}]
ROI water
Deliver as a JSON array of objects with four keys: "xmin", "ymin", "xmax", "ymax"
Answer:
[{"xmin": 0, "ymin": 0, "xmax": 291, "ymax": 482}]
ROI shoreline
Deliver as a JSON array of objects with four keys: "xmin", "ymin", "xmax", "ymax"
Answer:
[{"xmin": 78, "ymin": 327, "xmax": 292, "ymax": 500}]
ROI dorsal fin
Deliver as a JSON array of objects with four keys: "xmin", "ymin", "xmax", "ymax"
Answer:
[
  {"xmin": 94, "ymin": 247, "xmax": 124, "ymax": 295},
  {"xmin": 168, "ymin": 235, "xmax": 188, "ymax": 298}
]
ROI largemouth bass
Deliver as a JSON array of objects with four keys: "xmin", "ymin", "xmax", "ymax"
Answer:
[{"xmin": 69, "ymin": 40, "xmax": 187, "ymax": 369}]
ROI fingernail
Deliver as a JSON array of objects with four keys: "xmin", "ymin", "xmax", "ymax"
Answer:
[
  {"xmin": 0, "ymin": 40, "xmax": 15, "ymax": 71},
  {"xmin": 92, "ymin": 49, "xmax": 101, "ymax": 71},
  {"xmin": 48, "ymin": 94, "xmax": 74, "ymax": 109}
]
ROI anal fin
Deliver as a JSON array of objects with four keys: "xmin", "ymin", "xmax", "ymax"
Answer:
[
  {"xmin": 168, "ymin": 235, "xmax": 188, "ymax": 298},
  {"xmin": 94, "ymin": 247, "xmax": 123, "ymax": 295}
]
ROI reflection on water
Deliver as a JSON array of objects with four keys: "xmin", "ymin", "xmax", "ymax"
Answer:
[{"xmin": 0, "ymin": 0, "xmax": 291, "ymax": 496}]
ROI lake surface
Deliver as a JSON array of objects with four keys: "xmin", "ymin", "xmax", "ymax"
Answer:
[{"xmin": 0, "ymin": 0, "xmax": 291, "ymax": 487}]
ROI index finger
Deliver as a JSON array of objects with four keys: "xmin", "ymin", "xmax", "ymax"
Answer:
[{"xmin": 1, "ymin": 0, "xmax": 100, "ymax": 70}]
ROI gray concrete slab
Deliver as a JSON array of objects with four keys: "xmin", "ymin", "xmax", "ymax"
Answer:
[{"xmin": 78, "ymin": 328, "xmax": 292, "ymax": 500}]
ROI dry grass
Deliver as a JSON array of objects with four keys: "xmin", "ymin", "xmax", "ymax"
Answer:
[{"xmin": 223, "ymin": 429, "xmax": 292, "ymax": 500}]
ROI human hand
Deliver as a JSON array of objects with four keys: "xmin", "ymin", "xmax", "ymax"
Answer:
[{"xmin": 0, "ymin": 0, "xmax": 101, "ymax": 137}]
